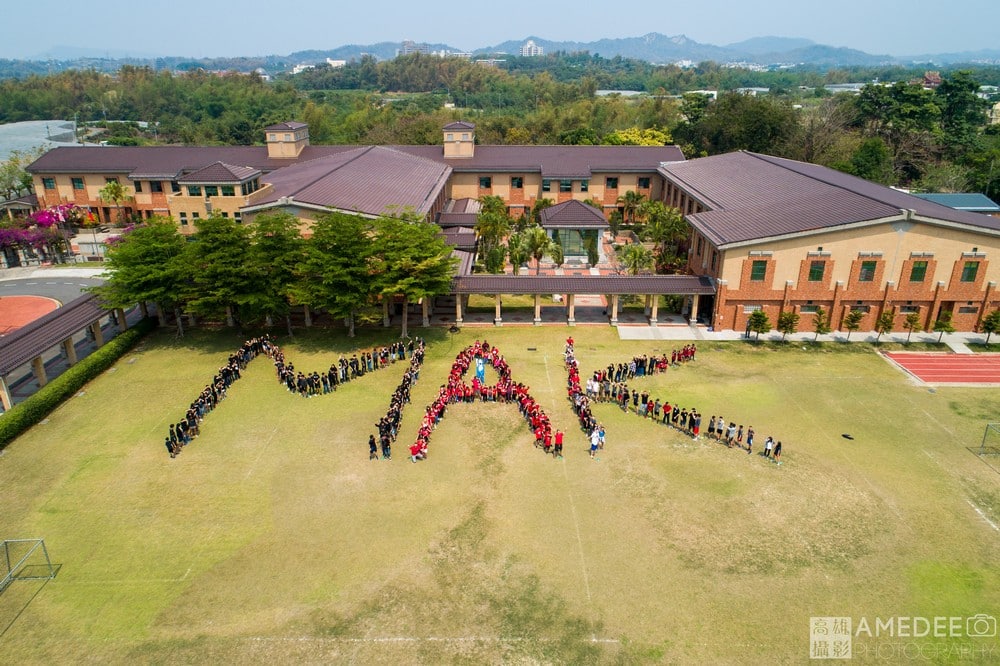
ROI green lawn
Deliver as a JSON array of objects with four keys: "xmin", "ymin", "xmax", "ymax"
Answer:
[{"xmin": 1, "ymin": 326, "xmax": 998, "ymax": 664}]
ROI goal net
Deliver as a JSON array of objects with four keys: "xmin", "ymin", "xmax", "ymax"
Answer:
[
  {"xmin": 0, "ymin": 539, "xmax": 56, "ymax": 594},
  {"xmin": 979, "ymin": 423, "xmax": 1000, "ymax": 457}
]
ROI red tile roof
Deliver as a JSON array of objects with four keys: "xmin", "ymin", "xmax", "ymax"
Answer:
[
  {"xmin": 660, "ymin": 151, "xmax": 1000, "ymax": 247},
  {"xmin": 540, "ymin": 200, "xmax": 608, "ymax": 229},
  {"xmin": 245, "ymin": 146, "xmax": 451, "ymax": 218},
  {"xmin": 177, "ymin": 161, "xmax": 260, "ymax": 184}
]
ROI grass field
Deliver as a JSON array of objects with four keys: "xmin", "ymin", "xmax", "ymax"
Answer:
[{"xmin": 1, "ymin": 326, "xmax": 999, "ymax": 664}]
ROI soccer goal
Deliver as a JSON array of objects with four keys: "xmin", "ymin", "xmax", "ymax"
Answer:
[
  {"xmin": 0, "ymin": 539, "xmax": 56, "ymax": 594},
  {"xmin": 978, "ymin": 423, "xmax": 1000, "ymax": 457}
]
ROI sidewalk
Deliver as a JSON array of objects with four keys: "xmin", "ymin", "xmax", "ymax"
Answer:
[
  {"xmin": 617, "ymin": 324, "xmax": 997, "ymax": 347},
  {"xmin": 0, "ymin": 265, "xmax": 107, "ymax": 282}
]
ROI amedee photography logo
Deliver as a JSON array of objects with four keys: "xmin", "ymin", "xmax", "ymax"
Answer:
[
  {"xmin": 810, "ymin": 614, "xmax": 998, "ymax": 660},
  {"xmin": 968, "ymin": 614, "xmax": 997, "ymax": 638}
]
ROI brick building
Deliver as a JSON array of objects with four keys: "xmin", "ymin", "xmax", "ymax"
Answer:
[{"xmin": 659, "ymin": 151, "xmax": 1000, "ymax": 333}]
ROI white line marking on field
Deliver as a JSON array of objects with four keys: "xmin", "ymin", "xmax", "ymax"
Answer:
[
  {"xmin": 560, "ymin": 459, "xmax": 596, "ymax": 641},
  {"xmin": 250, "ymin": 635, "xmax": 620, "ymax": 644},
  {"xmin": 245, "ymin": 427, "xmax": 278, "ymax": 479},
  {"xmin": 967, "ymin": 500, "xmax": 1000, "ymax": 532}
]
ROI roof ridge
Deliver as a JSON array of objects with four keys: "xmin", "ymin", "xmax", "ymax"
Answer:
[{"xmin": 747, "ymin": 151, "xmax": 913, "ymax": 215}]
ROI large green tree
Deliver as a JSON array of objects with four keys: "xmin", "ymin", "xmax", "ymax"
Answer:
[
  {"xmin": 372, "ymin": 213, "xmax": 457, "ymax": 338},
  {"xmin": 293, "ymin": 211, "xmax": 376, "ymax": 337},
  {"xmin": 91, "ymin": 217, "xmax": 186, "ymax": 334},
  {"xmin": 244, "ymin": 211, "xmax": 305, "ymax": 334},
  {"xmin": 181, "ymin": 214, "xmax": 253, "ymax": 327}
]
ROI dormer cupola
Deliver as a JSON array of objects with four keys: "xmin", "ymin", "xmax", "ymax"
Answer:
[
  {"xmin": 443, "ymin": 121, "xmax": 475, "ymax": 159},
  {"xmin": 265, "ymin": 121, "xmax": 310, "ymax": 159}
]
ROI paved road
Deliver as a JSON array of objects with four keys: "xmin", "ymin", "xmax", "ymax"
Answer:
[{"xmin": 0, "ymin": 267, "xmax": 106, "ymax": 306}]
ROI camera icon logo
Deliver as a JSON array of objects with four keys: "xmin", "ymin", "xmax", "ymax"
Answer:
[{"xmin": 967, "ymin": 614, "xmax": 997, "ymax": 638}]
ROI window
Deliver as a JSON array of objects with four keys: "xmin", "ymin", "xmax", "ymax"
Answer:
[
  {"xmin": 899, "ymin": 305, "xmax": 919, "ymax": 314},
  {"xmin": 171, "ymin": 182, "xmax": 181, "ymax": 193},
  {"xmin": 750, "ymin": 260, "xmax": 767, "ymax": 281},
  {"xmin": 638, "ymin": 177, "xmax": 651, "ymax": 189},
  {"xmin": 234, "ymin": 212, "xmax": 242, "ymax": 224},
  {"xmin": 284, "ymin": 133, "xmax": 291, "ymax": 141},
  {"xmin": 268, "ymin": 133, "xmax": 276, "ymax": 141},
  {"xmin": 958, "ymin": 306, "xmax": 979, "ymax": 314},
  {"xmin": 150, "ymin": 181, "xmax": 163, "ymax": 193},
  {"xmin": 542, "ymin": 179, "xmax": 551, "ymax": 192},
  {"xmin": 204, "ymin": 185, "xmax": 219, "ymax": 197},
  {"xmin": 606, "ymin": 177, "xmax": 619, "ymax": 189},
  {"xmin": 961, "ymin": 261, "xmax": 979, "ymax": 282},
  {"xmin": 711, "ymin": 251, "xmax": 717, "ymax": 270},
  {"xmin": 479, "ymin": 177, "xmax": 492, "ymax": 189},
  {"xmin": 850, "ymin": 304, "xmax": 870, "ymax": 313},
  {"xmin": 559, "ymin": 180, "xmax": 572, "ymax": 192},
  {"xmin": 808, "ymin": 260, "xmax": 825, "ymax": 282},
  {"xmin": 105, "ymin": 177, "xmax": 119, "ymax": 185},
  {"xmin": 462, "ymin": 133, "xmax": 469, "ymax": 140},
  {"xmin": 221, "ymin": 212, "xmax": 228, "ymax": 218},
  {"xmin": 743, "ymin": 305, "xmax": 762, "ymax": 314},
  {"xmin": 858, "ymin": 260, "xmax": 876, "ymax": 282},
  {"xmin": 221, "ymin": 185, "xmax": 235, "ymax": 196},
  {"xmin": 192, "ymin": 212, "xmax": 200, "ymax": 220},
  {"xmin": 446, "ymin": 133, "xmax": 454, "ymax": 141},
  {"xmin": 800, "ymin": 304, "xmax": 819, "ymax": 314},
  {"xmin": 909, "ymin": 260, "xmax": 928, "ymax": 282},
  {"xmin": 134, "ymin": 181, "xmax": 142, "ymax": 193},
  {"xmin": 510, "ymin": 176, "xmax": 523, "ymax": 189},
  {"xmin": 179, "ymin": 212, "xmax": 188, "ymax": 227},
  {"xmin": 697, "ymin": 237, "xmax": 703, "ymax": 255},
  {"xmin": 70, "ymin": 177, "xmax": 84, "ymax": 190},
  {"xmin": 580, "ymin": 179, "xmax": 589, "ymax": 192},
  {"xmin": 187, "ymin": 185, "xmax": 201, "ymax": 196}
]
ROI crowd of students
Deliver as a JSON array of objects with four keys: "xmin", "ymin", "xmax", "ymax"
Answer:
[
  {"xmin": 163, "ymin": 335, "xmax": 418, "ymax": 458},
  {"xmin": 410, "ymin": 340, "xmax": 552, "ymax": 462},
  {"xmin": 371, "ymin": 338, "xmax": 426, "ymax": 460},
  {"xmin": 164, "ymin": 336, "xmax": 274, "ymax": 458},
  {"xmin": 563, "ymin": 337, "xmax": 784, "ymax": 465}
]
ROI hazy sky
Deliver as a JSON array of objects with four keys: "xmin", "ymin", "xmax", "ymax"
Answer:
[{"xmin": 6, "ymin": 0, "xmax": 998, "ymax": 59}]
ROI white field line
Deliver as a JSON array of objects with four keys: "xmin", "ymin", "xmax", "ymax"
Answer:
[
  {"xmin": 245, "ymin": 427, "xmax": 278, "ymax": 479},
  {"xmin": 966, "ymin": 500, "xmax": 1000, "ymax": 532},
  {"xmin": 251, "ymin": 635, "xmax": 620, "ymax": 644},
  {"xmin": 59, "ymin": 568, "xmax": 191, "ymax": 585}
]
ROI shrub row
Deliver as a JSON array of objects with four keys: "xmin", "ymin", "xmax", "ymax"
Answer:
[{"xmin": 0, "ymin": 316, "xmax": 157, "ymax": 449}]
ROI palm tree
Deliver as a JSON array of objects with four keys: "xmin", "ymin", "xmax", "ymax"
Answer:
[
  {"xmin": 617, "ymin": 190, "xmax": 646, "ymax": 224},
  {"xmin": 98, "ymin": 179, "xmax": 129, "ymax": 225},
  {"xmin": 618, "ymin": 243, "xmax": 653, "ymax": 275},
  {"xmin": 523, "ymin": 225, "xmax": 551, "ymax": 275}
]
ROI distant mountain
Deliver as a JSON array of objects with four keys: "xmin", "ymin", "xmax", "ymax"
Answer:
[
  {"xmin": 480, "ymin": 33, "xmax": 736, "ymax": 63},
  {"xmin": 901, "ymin": 48, "xmax": 1000, "ymax": 65},
  {"xmin": 757, "ymin": 45, "xmax": 895, "ymax": 67},
  {"xmin": 33, "ymin": 45, "xmax": 165, "ymax": 60},
  {"xmin": 724, "ymin": 36, "xmax": 815, "ymax": 55}
]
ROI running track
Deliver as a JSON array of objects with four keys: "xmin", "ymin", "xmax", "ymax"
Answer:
[{"xmin": 884, "ymin": 352, "xmax": 1000, "ymax": 385}]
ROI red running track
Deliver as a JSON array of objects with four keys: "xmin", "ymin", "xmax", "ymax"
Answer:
[{"xmin": 884, "ymin": 352, "xmax": 1000, "ymax": 384}]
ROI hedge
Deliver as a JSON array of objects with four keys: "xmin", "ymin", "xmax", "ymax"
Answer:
[{"xmin": 0, "ymin": 316, "xmax": 157, "ymax": 449}]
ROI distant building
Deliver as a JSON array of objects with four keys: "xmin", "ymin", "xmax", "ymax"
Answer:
[
  {"xmin": 291, "ymin": 64, "xmax": 315, "ymax": 75},
  {"xmin": 519, "ymin": 40, "xmax": 544, "ymax": 57},
  {"xmin": 325, "ymin": 59, "xmax": 346, "ymax": 68},
  {"xmin": 399, "ymin": 40, "xmax": 430, "ymax": 56}
]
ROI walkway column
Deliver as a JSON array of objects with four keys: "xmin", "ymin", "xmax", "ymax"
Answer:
[
  {"xmin": 533, "ymin": 294, "xmax": 541, "ymax": 326},
  {"xmin": 0, "ymin": 376, "xmax": 12, "ymax": 411},
  {"xmin": 90, "ymin": 321, "xmax": 104, "ymax": 346},
  {"xmin": 383, "ymin": 300, "xmax": 390, "ymax": 327},
  {"xmin": 31, "ymin": 356, "xmax": 48, "ymax": 387},
  {"xmin": 567, "ymin": 293, "xmax": 576, "ymax": 326},
  {"xmin": 610, "ymin": 294, "xmax": 619, "ymax": 326},
  {"xmin": 494, "ymin": 294, "xmax": 503, "ymax": 326},
  {"xmin": 422, "ymin": 298, "xmax": 430, "ymax": 327},
  {"xmin": 115, "ymin": 308, "xmax": 128, "ymax": 330},
  {"xmin": 690, "ymin": 293, "xmax": 700, "ymax": 326},
  {"xmin": 650, "ymin": 296, "xmax": 659, "ymax": 326},
  {"xmin": 304, "ymin": 305, "xmax": 312, "ymax": 327},
  {"xmin": 62, "ymin": 338, "xmax": 77, "ymax": 365},
  {"xmin": 455, "ymin": 296, "xmax": 464, "ymax": 326},
  {"xmin": 140, "ymin": 302, "xmax": 149, "ymax": 318},
  {"xmin": 644, "ymin": 294, "xmax": 652, "ymax": 317}
]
